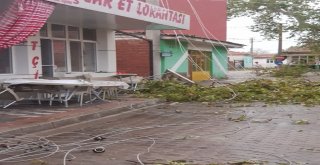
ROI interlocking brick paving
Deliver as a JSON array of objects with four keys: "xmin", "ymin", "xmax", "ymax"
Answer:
[{"xmin": 1, "ymin": 102, "xmax": 319, "ymax": 165}]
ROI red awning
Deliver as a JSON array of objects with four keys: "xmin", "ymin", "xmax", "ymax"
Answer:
[{"xmin": 0, "ymin": 0, "xmax": 55, "ymax": 48}]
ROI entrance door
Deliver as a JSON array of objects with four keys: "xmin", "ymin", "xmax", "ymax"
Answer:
[
  {"xmin": 40, "ymin": 39, "xmax": 53, "ymax": 77},
  {"xmin": 189, "ymin": 50, "xmax": 212, "ymax": 81}
]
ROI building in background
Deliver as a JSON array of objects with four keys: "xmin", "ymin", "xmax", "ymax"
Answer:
[
  {"xmin": 282, "ymin": 47, "xmax": 319, "ymax": 65},
  {"xmin": 253, "ymin": 54, "xmax": 278, "ymax": 68},
  {"xmin": 228, "ymin": 51, "xmax": 253, "ymax": 69},
  {"xmin": 228, "ymin": 51, "xmax": 286, "ymax": 68}
]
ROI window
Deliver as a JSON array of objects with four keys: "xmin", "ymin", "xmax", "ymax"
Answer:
[
  {"xmin": 52, "ymin": 24, "xmax": 66, "ymax": 38},
  {"xmin": 83, "ymin": 28, "xmax": 97, "ymax": 41},
  {"xmin": 70, "ymin": 41, "xmax": 82, "ymax": 72},
  {"xmin": 307, "ymin": 56, "xmax": 315, "ymax": 64},
  {"xmin": 53, "ymin": 40, "xmax": 67, "ymax": 72},
  {"xmin": 40, "ymin": 24, "xmax": 97, "ymax": 73},
  {"xmin": 300, "ymin": 56, "xmax": 307, "ymax": 64},
  {"xmin": 40, "ymin": 24, "xmax": 48, "ymax": 37},
  {"xmin": 83, "ymin": 42, "xmax": 96, "ymax": 72},
  {"xmin": 0, "ymin": 48, "xmax": 12, "ymax": 74},
  {"xmin": 267, "ymin": 59, "xmax": 274, "ymax": 63},
  {"xmin": 68, "ymin": 26, "xmax": 80, "ymax": 39}
]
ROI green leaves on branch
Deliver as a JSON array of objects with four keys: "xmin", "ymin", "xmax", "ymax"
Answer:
[
  {"xmin": 227, "ymin": 0, "xmax": 320, "ymax": 48},
  {"xmin": 139, "ymin": 79, "xmax": 320, "ymax": 106}
]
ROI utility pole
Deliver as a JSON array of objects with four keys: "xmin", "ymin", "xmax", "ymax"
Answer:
[
  {"xmin": 250, "ymin": 37, "xmax": 254, "ymax": 55},
  {"xmin": 250, "ymin": 37, "xmax": 254, "ymax": 66},
  {"xmin": 278, "ymin": 23, "xmax": 283, "ymax": 56}
]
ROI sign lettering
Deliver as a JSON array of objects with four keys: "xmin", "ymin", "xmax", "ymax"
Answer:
[{"xmin": 45, "ymin": 0, "xmax": 190, "ymax": 29}]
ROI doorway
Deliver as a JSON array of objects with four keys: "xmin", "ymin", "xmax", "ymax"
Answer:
[{"xmin": 189, "ymin": 50, "xmax": 212, "ymax": 81}]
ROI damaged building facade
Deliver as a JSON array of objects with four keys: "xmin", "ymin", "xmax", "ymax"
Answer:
[{"xmin": 0, "ymin": 0, "xmax": 190, "ymax": 80}]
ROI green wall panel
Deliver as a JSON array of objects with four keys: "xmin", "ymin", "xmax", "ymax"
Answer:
[
  {"xmin": 212, "ymin": 47, "xmax": 228, "ymax": 79},
  {"xmin": 160, "ymin": 40, "xmax": 188, "ymax": 74}
]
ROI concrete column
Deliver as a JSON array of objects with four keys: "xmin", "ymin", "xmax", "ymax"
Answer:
[
  {"xmin": 146, "ymin": 0, "xmax": 161, "ymax": 79},
  {"xmin": 13, "ymin": 33, "xmax": 42, "ymax": 78},
  {"xmin": 96, "ymin": 29, "xmax": 117, "ymax": 73}
]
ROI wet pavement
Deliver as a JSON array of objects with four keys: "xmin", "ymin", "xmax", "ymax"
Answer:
[
  {"xmin": 1, "ymin": 102, "xmax": 319, "ymax": 165},
  {"xmin": 0, "ymin": 96, "xmax": 159, "ymax": 134}
]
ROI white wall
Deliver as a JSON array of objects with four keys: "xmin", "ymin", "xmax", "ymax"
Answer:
[
  {"xmin": 96, "ymin": 29, "xmax": 117, "ymax": 73},
  {"xmin": 253, "ymin": 58, "xmax": 276, "ymax": 68},
  {"xmin": 228, "ymin": 55, "xmax": 246, "ymax": 61}
]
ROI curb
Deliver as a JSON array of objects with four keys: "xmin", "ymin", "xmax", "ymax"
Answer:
[{"xmin": 0, "ymin": 99, "xmax": 163, "ymax": 136}]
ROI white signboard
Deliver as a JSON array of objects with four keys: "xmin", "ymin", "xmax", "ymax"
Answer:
[{"xmin": 45, "ymin": 0, "xmax": 190, "ymax": 30}]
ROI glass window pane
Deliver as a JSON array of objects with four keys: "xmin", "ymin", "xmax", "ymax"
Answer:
[
  {"xmin": 0, "ymin": 48, "xmax": 12, "ymax": 74},
  {"xmin": 83, "ymin": 42, "xmax": 96, "ymax": 72},
  {"xmin": 52, "ymin": 24, "xmax": 66, "ymax": 38},
  {"xmin": 70, "ymin": 41, "xmax": 83, "ymax": 72},
  {"xmin": 83, "ymin": 28, "xmax": 96, "ymax": 41},
  {"xmin": 190, "ymin": 51, "xmax": 210, "ymax": 71},
  {"xmin": 308, "ymin": 56, "xmax": 315, "ymax": 64},
  {"xmin": 40, "ymin": 24, "xmax": 48, "ymax": 37},
  {"xmin": 68, "ymin": 26, "xmax": 80, "ymax": 39},
  {"xmin": 53, "ymin": 40, "xmax": 67, "ymax": 72}
]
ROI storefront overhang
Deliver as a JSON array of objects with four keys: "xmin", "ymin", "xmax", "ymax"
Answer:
[
  {"xmin": 161, "ymin": 34, "xmax": 244, "ymax": 48},
  {"xmin": 45, "ymin": 0, "xmax": 190, "ymax": 30}
]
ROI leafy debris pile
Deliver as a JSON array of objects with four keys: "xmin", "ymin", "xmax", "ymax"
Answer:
[
  {"xmin": 138, "ymin": 79, "xmax": 320, "ymax": 105},
  {"xmin": 270, "ymin": 65, "xmax": 311, "ymax": 77}
]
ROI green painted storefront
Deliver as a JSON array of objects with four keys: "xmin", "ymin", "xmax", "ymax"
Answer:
[{"xmin": 160, "ymin": 39, "xmax": 229, "ymax": 80}]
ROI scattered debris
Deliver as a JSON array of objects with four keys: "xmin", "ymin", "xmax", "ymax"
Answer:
[
  {"xmin": 138, "ymin": 78, "xmax": 320, "ymax": 106},
  {"xmin": 251, "ymin": 119, "xmax": 272, "ymax": 123},
  {"xmin": 271, "ymin": 65, "xmax": 311, "ymax": 78},
  {"xmin": 175, "ymin": 109, "xmax": 182, "ymax": 113},
  {"xmin": 170, "ymin": 102, "xmax": 180, "ymax": 106},
  {"xmin": 229, "ymin": 115, "xmax": 247, "ymax": 122},
  {"xmin": 176, "ymin": 135, "xmax": 200, "ymax": 140},
  {"xmin": 293, "ymin": 120, "xmax": 310, "ymax": 125},
  {"xmin": 93, "ymin": 136, "xmax": 106, "ymax": 141},
  {"xmin": 167, "ymin": 160, "xmax": 187, "ymax": 165},
  {"xmin": 0, "ymin": 144, "xmax": 8, "ymax": 149},
  {"xmin": 228, "ymin": 159, "xmax": 267, "ymax": 165},
  {"xmin": 93, "ymin": 146, "xmax": 106, "ymax": 153}
]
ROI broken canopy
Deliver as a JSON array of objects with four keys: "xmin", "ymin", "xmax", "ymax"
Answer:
[{"xmin": 0, "ymin": 0, "xmax": 55, "ymax": 48}]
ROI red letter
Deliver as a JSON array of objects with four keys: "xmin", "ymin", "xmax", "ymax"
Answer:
[
  {"xmin": 73, "ymin": 0, "xmax": 79, "ymax": 4},
  {"xmin": 118, "ymin": 0, "xmax": 125, "ymax": 10},
  {"xmin": 142, "ymin": 4, "xmax": 150, "ymax": 16},
  {"xmin": 137, "ymin": 2, "xmax": 142, "ymax": 15},
  {"xmin": 32, "ymin": 56, "xmax": 40, "ymax": 68},
  {"xmin": 103, "ymin": 0, "xmax": 112, "ymax": 9},
  {"xmin": 34, "ymin": 70, "xmax": 39, "ymax": 79},
  {"xmin": 126, "ymin": 0, "xmax": 133, "ymax": 12},
  {"xmin": 31, "ymin": 41, "xmax": 38, "ymax": 51}
]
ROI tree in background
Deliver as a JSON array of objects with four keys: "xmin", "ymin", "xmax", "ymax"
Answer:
[{"xmin": 228, "ymin": 0, "xmax": 320, "ymax": 51}]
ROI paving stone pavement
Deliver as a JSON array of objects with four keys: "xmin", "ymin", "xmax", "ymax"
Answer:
[
  {"xmin": 1, "ymin": 102, "xmax": 319, "ymax": 165},
  {"xmin": 0, "ymin": 96, "xmax": 160, "ymax": 134}
]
